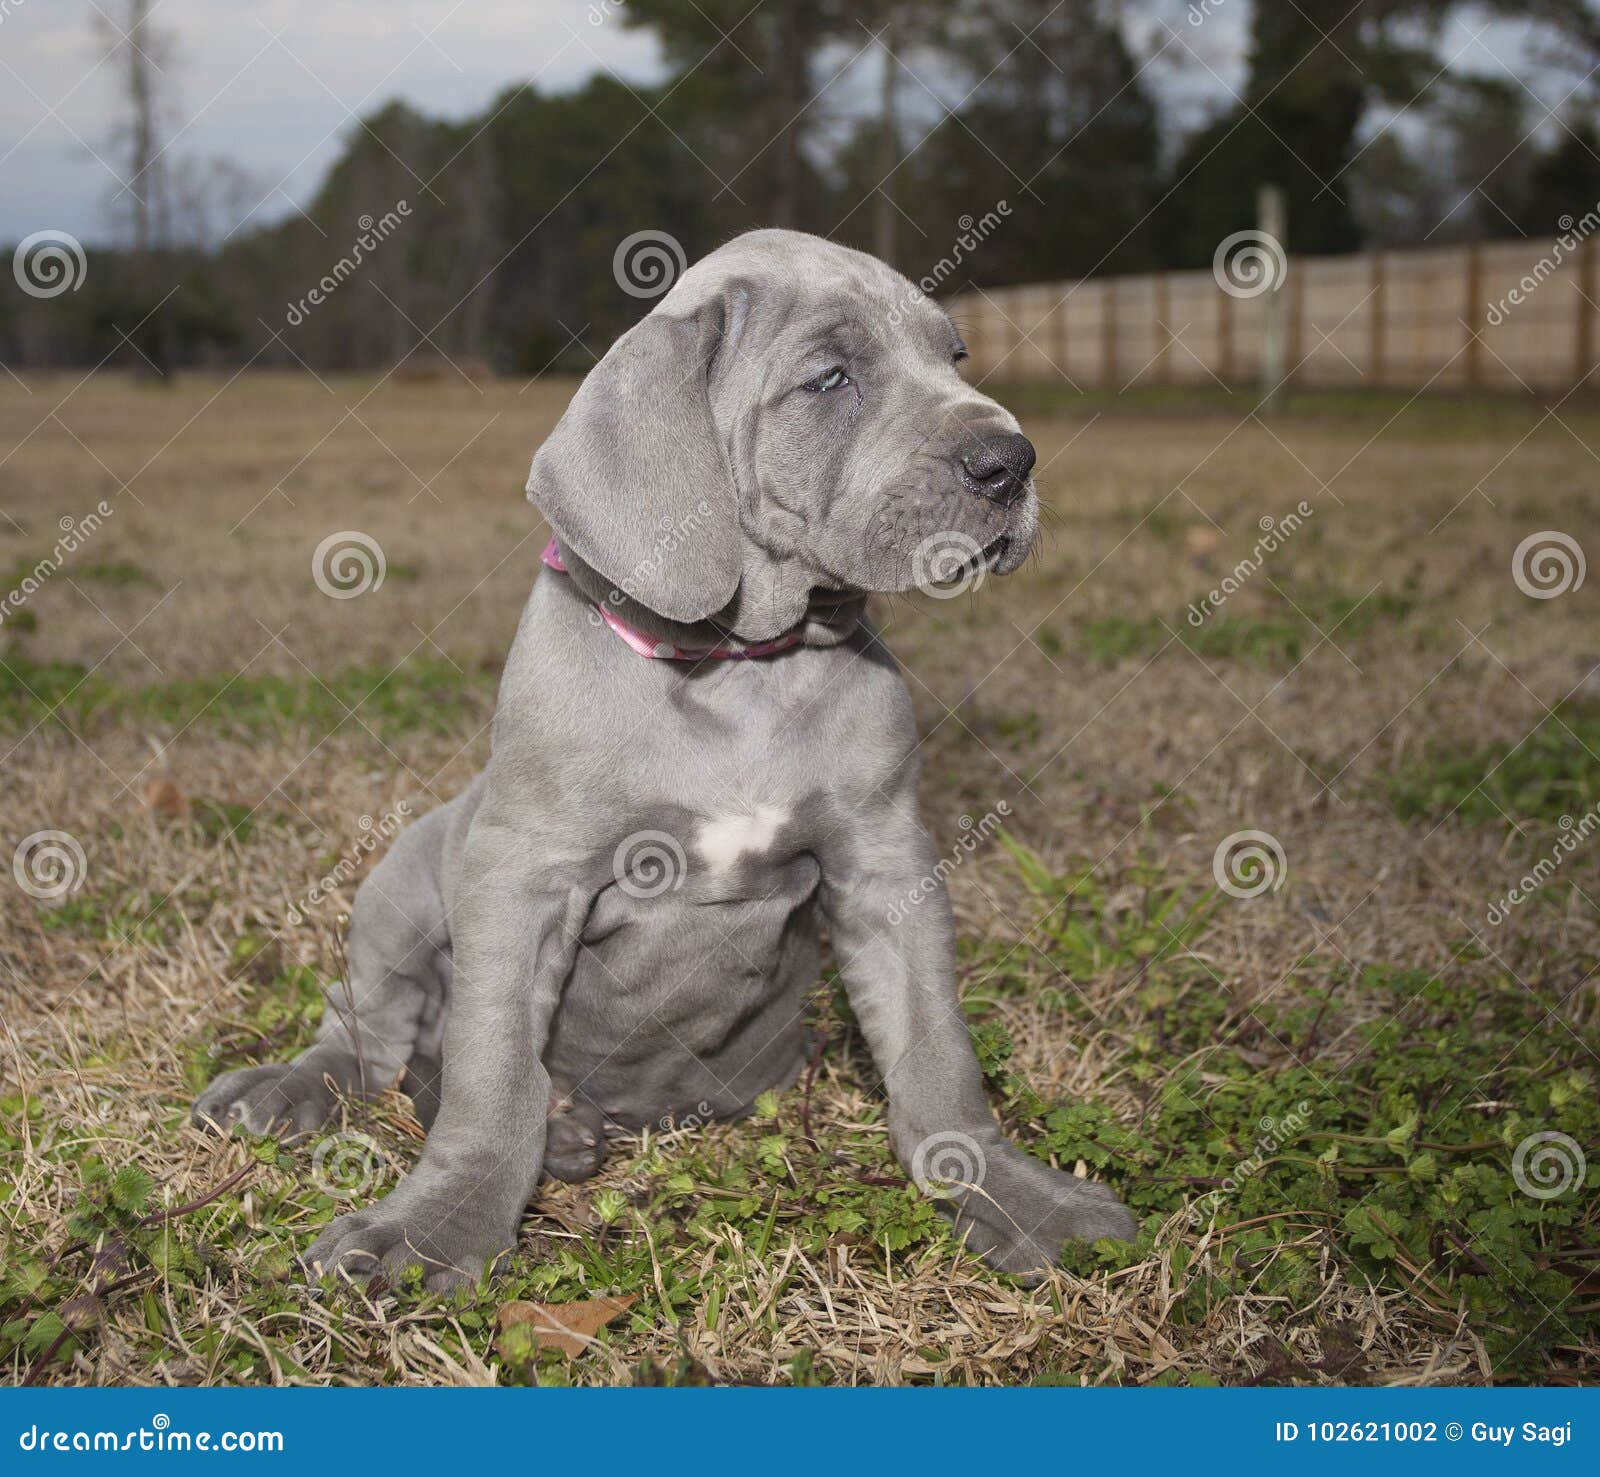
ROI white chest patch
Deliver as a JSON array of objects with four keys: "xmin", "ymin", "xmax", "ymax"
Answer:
[{"xmin": 696, "ymin": 805, "xmax": 789, "ymax": 874}]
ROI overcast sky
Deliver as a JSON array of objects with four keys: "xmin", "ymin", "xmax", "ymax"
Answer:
[
  {"xmin": 0, "ymin": 1, "xmax": 1565, "ymax": 248},
  {"xmin": 0, "ymin": 0, "xmax": 667, "ymax": 244}
]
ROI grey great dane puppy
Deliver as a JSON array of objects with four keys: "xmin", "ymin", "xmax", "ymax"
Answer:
[{"xmin": 195, "ymin": 228, "xmax": 1136, "ymax": 1289}]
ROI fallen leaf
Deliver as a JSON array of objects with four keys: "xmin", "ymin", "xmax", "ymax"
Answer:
[
  {"xmin": 141, "ymin": 779, "xmax": 187, "ymax": 817},
  {"xmin": 495, "ymin": 1294, "xmax": 636, "ymax": 1358}
]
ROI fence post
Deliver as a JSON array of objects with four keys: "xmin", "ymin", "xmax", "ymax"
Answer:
[
  {"xmin": 1219, "ymin": 281, "xmax": 1233, "ymax": 382},
  {"xmin": 1155, "ymin": 271, "xmax": 1172, "ymax": 385},
  {"xmin": 1369, "ymin": 250, "xmax": 1386, "ymax": 389},
  {"xmin": 993, "ymin": 292, "xmax": 1013, "ymax": 376},
  {"xmin": 1579, "ymin": 235, "xmax": 1597, "ymax": 390},
  {"xmin": 1103, "ymin": 278, "xmax": 1118, "ymax": 388},
  {"xmin": 1464, "ymin": 241, "xmax": 1483, "ymax": 389},
  {"xmin": 1056, "ymin": 285, "xmax": 1070, "ymax": 380},
  {"xmin": 962, "ymin": 297, "xmax": 981, "ymax": 376},
  {"xmin": 1259, "ymin": 184, "xmax": 1289, "ymax": 413}
]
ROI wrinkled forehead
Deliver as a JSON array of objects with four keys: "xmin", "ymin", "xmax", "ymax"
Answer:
[
  {"xmin": 775, "ymin": 286, "xmax": 963, "ymax": 368},
  {"xmin": 673, "ymin": 245, "xmax": 965, "ymax": 376}
]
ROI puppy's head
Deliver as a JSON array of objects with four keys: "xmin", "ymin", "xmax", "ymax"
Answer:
[{"xmin": 528, "ymin": 229, "xmax": 1037, "ymax": 642}]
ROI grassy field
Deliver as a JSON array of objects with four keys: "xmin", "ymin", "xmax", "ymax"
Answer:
[{"xmin": 1, "ymin": 370, "xmax": 1598, "ymax": 1386}]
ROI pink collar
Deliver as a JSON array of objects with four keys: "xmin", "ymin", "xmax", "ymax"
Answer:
[{"xmin": 541, "ymin": 539, "xmax": 803, "ymax": 662}]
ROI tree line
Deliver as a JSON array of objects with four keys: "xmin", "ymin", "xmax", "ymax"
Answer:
[{"xmin": 5, "ymin": 0, "xmax": 1598, "ymax": 375}]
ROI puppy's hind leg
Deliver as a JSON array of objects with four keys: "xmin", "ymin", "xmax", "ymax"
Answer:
[
  {"xmin": 194, "ymin": 799, "xmax": 454, "ymax": 1138},
  {"xmin": 542, "ymin": 1085, "xmax": 607, "ymax": 1183}
]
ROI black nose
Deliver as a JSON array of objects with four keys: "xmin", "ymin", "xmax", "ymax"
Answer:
[{"xmin": 960, "ymin": 432, "xmax": 1036, "ymax": 506}]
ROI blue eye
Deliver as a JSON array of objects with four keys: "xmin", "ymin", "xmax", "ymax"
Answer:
[{"xmin": 805, "ymin": 366, "xmax": 849, "ymax": 393}]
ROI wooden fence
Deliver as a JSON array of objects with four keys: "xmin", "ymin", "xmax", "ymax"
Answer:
[{"xmin": 946, "ymin": 234, "xmax": 1599, "ymax": 394}]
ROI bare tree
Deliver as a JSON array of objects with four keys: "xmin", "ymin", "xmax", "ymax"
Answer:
[
  {"xmin": 170, "ymin": 157, "xmax": 261, "ymax": 249},
  {"xmin": 95, "ymin": 0, "xmax": 175, "ymax": 251},
  {"xmin": 94, "ymin": 0, "xmax": 178, "ymax": 375},
  {"xmin": 873, "ymin": 8, "xmax": 900, "ymax": 266}
]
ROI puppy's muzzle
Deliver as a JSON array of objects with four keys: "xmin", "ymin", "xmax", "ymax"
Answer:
[{"xmin": 959, "ymin": 431, "xmax": 1036, "ymax": 507}]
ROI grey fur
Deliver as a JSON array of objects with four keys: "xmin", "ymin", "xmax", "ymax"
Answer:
[{"xmin": 194, "ymin": 228, "xmax": 1135, "ymax": 1290}]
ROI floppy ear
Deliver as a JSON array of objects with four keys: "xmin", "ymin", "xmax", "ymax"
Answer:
[{"xmin": 526, "ymin": 296, "xmax": 742, "ymax": 625}]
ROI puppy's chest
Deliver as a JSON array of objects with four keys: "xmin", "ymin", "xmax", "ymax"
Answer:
[
  {"xmin": 601, "ymin": 656, "xmax": 902, "ymax": 896},
  {"xmin": 625, "ymin": 791, "xmax": 819, "ymax": 900},
  {"xmin": 692, "ymin": 802, "xmax": 794, "ymax": 877}
]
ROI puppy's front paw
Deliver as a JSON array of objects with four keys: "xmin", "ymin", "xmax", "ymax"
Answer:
[
  {"xmin": 193, "ymin": 1061, "xmax": 339, "ymax": 1138},
  {"xmin": 925, "ymin": 1139, "xmax": 1136, "ymax": 1279},
  {"xmin": 303, "ymin": 1187, "xmax": 516, "ymax": 1294}
]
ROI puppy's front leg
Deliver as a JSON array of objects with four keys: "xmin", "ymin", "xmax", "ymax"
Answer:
[
  {"xmin": 306, "ymin": 824, "xmax": 586, "ymax": 1292},
  {"xmin": 819, "ymin": 796, "xmax": 1136, "ymax": 1276}
]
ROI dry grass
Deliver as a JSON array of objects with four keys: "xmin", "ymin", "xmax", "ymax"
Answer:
[{"xmin": 2, "ymin": 370, "xmax": 1597, "ymax": 1387}]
